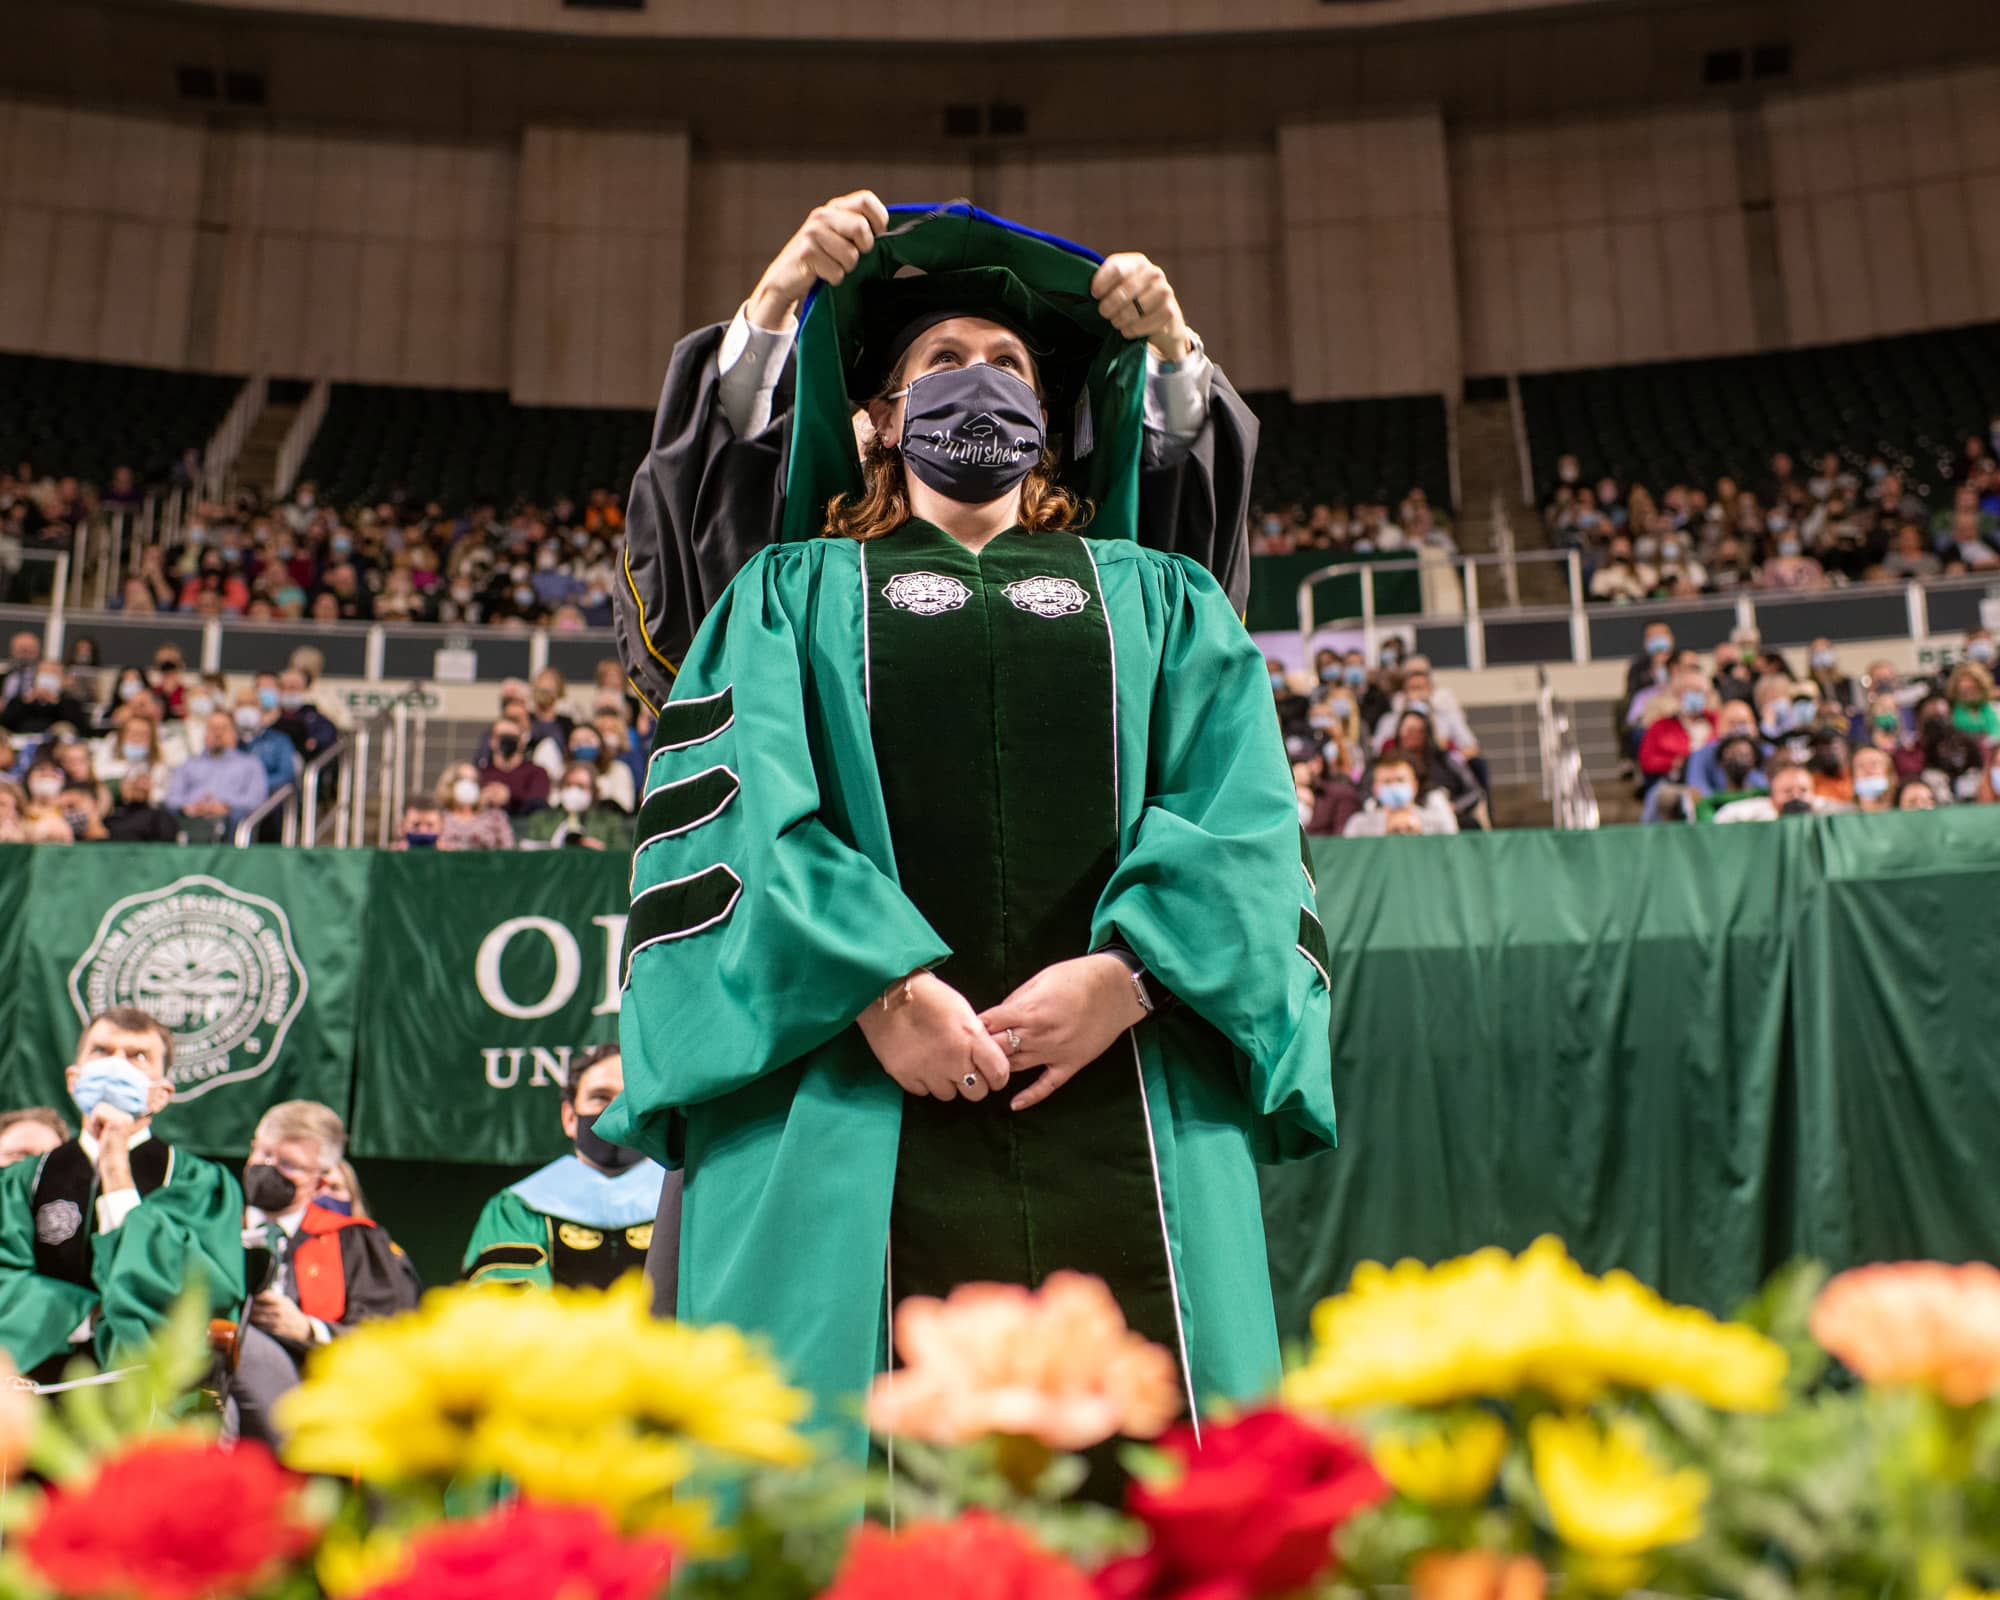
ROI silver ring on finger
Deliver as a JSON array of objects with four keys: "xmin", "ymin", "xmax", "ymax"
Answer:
[
  {"xmin": 962, "ymin": 1072, "xmax": 979, "ymax": 1089},
  {"xmin": 1005, "ymin": 1027, "xmax": 1022, "ymax": 1055}
]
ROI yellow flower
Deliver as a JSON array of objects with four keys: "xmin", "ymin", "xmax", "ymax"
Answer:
[
  {"xmin": 1284, "ymin": 1237, "xmax": 1787, "ymax": 1414},
  {"xmin": 315, "ymin": 1525, "xmax": 410, "ymax": 1598},
  {"xmin": 1375, "ymin": 1411, "xmax": 1509, "ymax": 1506},
  {"xmin": 277, "ymin": 1276, "xmax": 810, "ymax": 1528},
  {"xmin": 1943, "ymin": 1586, "xmax": 2000, "ymax": 1600},
  {"xmin": 1529, "ymin": 1413, "xmax": 1706, "ymax": 1591}
]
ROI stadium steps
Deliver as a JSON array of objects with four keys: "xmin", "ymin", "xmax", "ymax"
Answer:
[
  {"xmin": 1450, "ymin": 394, "xmax": 1569, "ymax": 609},
  {"xmin": 233, "ymin": 403, "xmax": 298, "ymax": 498}
]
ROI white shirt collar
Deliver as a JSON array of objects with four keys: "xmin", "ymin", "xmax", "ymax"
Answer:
[{"xmin": 76, "ymin": 1125, "xmax": 154, "ymax": 1162}]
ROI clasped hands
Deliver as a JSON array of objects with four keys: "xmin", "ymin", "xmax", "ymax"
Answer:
[{"xmin": 854, "ymin": 953, "xmax": 1147, "ymax": 1112}]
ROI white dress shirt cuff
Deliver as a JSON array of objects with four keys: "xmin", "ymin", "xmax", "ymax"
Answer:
[
  {"xmin": 308, "ymin": 1317, "xmax": 333, "ymax": 1345},
  {"xmin": 716, "ymin": 303, "xmax": 798, "ymax": 440},
  {"xmin": 97, "ymin": 1187, "xmax": 142, "ymax": 1232},
  {"xmin": 1144, "ymin": 332, "xmax": 1212, "ymax": 443}
]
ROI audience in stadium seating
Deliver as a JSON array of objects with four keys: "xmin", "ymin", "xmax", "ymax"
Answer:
[
  {"xmin": 1549, "ymin": 440, "xmax": 2000, "ymax": 601},
  {"xmin": 517, "ymin": 762, "xmax": 633, "ymax": 852},
  {"xmin": 1342, "ymin": 749, "xmax": 1458, "ymax": 838},
  {"xmin": 165, "ymin": 710, "xmax": 270, "ymax": 839},
  {"xmin": 434, "ymin": 762, "xmax": 516, "ymax": 850}
]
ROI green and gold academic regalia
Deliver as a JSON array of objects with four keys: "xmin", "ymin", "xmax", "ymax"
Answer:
[
  {"xmin": 599, "ymin": 527, "xmax": 1335, "ymax": 1458},
  {"xmin": 462, "ymin": 1155, "xmax": 670, "ymax": 1289},
  {"xmin": 0, "ymin": 1134, "xmax": 246, "ymax": 1378}
]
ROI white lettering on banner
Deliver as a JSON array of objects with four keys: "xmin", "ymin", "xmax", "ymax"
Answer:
[
  {"xmin": 592, "ymin": 915, "xmax": 627, "ymax": 1016},
  {"xmin": 483, "ymin": 1047, "xmax": 524, "ymax": 1088},
  {"xmin": 475, "ymin": 917, "xmax": 582, "ymax": 1019},
  {"xmin": 530, "ymin": 1046, "xmax": 572, "ymax": 1087}
]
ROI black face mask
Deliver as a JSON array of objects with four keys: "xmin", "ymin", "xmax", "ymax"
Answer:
[
  {"xmin": 1721, "ymin": 757, "xmax": 1757, "ymax": 787},
  {"xmin": 243, "ymin": 1161, "xmax": 300, "ymax": 1214},
  {"xmin": 892, "ymin": 364, "xmax": 1045, "ymax": 505},
  {"xmin": 1779, "ymin": 797, "xmax": 1816, "ymax": 816},
  {"xmin": 574, "ymin": 1111, "xmax": 643, "ymax": 1173},
  {"xmin": 1810, "ymin": 749, "xmax": 1846, "ymax": 778},
  {"xmin": 495, "ymin": 735, "xmax": 521, "ymax": 759}
]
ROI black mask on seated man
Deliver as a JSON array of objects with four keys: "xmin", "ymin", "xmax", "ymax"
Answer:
[
  {"xmin": 892, "ymin": 364, "xmax": 1046, "ymax": 504},
  {"xmin": 574, "ymin": 1111, "xmax": 644, "ymax": 1173},
  {"xmin": 242, "ymin": 1162, "xmax": 301, "ymax": 1214}
]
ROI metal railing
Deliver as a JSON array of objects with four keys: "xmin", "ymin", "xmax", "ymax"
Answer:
[
  {"xmin": 1536, "ymin": 666, "xmax": 1599, "ymax": 830},
  {"xmin": 274, "ymin": 378, "xmax": 329, "ymax": 498},
  {"xmin": 1295, "ymin": 547, "xmax": 1585, "ymax": 660},
  {"xmin": 204, "ymin": 374, "xmax": 267, "ymax": 500}
]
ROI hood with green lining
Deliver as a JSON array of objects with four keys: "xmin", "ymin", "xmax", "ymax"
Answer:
[{"xmin": 780, "ymin": 203, "xmax": 1148, "ymax": 546}]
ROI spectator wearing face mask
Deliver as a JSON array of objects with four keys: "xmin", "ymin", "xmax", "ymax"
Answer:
[
  {"xmin": 1371, "ymin": 660, "xmax": 1479, "ymax": 760},
  {"xmin": 1756, "ymin": 528, "xmax": 1828, "ymax": 591},
  {"xmin": 273, "ymin": 667, "xmax": 339, "ymax": 762},
  {"xmin": 221, "ymin": 1100, "xmax": 422, "ymax": 1447},
  {"xmin": 1343, "ymin": 750, "xmax": 1460, "ymax": 838},
  {"xmin": 57, "ymin": 780, "xmax": 109, "ymax": 842},
  {"xmin": 526, "ymin": 668, "xmax": 574, "ymax": 751},
  {"xmin": 464, "ymin": 1045, "xmax": 676, "ymax": 1295},
  {"xmin": 1589, "ymin": 538, "xmax": 1655, "ymax": 602},
  {"xmin": 165, "ymin": 710, "xmax": 269, "ymax": 837},
  {"xmin": 233, "ymin": 689, "xmax": 300, "ymax": 799},
  {"xmin": 477, "ymin": 716, "xmax": 551, "ymax": 815},
  {"xmin": 0, "ymin": 658, "xmax": 91, "ymax": 736},
  {"xmin": 0, "ymin": 1009, "xmax": 245, "ymax": 1382},
  {"xmin": 1857, "ymin": 693, "xmax": 1925, "ymax": 781},
  {"xmin": 91, "ymin": 703, "xmax": 168, "ymax": 794},
  {"xmin": 1684, "ymin": 702, "xmax": 1769, "ymax": 801},
  {"xmin": 102, "ymin": 764, "xmax": 180, "ymax": 842},
  {"xmin": 1851, "ymin": 747, "xmax": 1898, "ymax": 813},
  {"xmin": 1692, "ymin": 733, "xmax": 1772, "ymax": 821},
  {"xmin": 1714, "ymin": 759, "xmax": 1832, "ymax": 823},
  {"xmin": 561, "ymin": 724, "xmax": 635, "ymax": 813},
  {"xmin": 1638, "ymin": 667, "xmax": 1715, "ymax": 785},
  {"xmin": 0, "ymin": 1107, "xmax": 68, "ymax": 1166},
  {"xmin": 1651, "ymin": 531, "xmax": 1708, "ymax": 596},
  {"xmin": 395, "ymin": 800, "xmax": 444, "ymax": 850},
  {"xmin": 22, "ymin": 754, "xmax": 68, "ymax": 819},
  {"xmin": 434, "ymin": 762, "xmax": 515, "ymax": 850},
  {"xmin": 518, "ymin": 763, "xmax": 632, "ymax": 850}
]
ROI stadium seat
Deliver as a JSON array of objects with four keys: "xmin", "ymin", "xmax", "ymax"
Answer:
[
  {"xmin": 1240, "ymin": 391, "xmax": 1452, "ymax": 512},
  {"xmin": 0, "ymin": 354, "xmax": 242, "ymax": 488}
]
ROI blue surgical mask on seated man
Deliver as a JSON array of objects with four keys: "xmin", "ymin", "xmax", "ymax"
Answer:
[
  {"xmin": 889, "ymin": 364, "xmax": 1046, "ymax": 504},
  {"xmin": 1377, "ymin": 780, "xmax": 1416, "ymax": 810},
  {"xmin": 1853, "ymin": 773, "xmax": 1891, "ymax": 802},
  {"xmin": 73, "ymin": 1054, "xmax": 153, "ymax": 1119},
  {"xmin": 1682, "ymin": 689, "xmax": 1708, "ymax": 716}
]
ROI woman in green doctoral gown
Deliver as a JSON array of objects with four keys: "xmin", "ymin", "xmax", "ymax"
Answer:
[{"xmin": 598, "ymin": 195, "xmax": 1335, "ymax": 1458}]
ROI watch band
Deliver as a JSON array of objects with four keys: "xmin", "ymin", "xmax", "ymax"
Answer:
[{"xmin": 1099, "ymin": 943, "xmax": 1176, "ymax": 1016}]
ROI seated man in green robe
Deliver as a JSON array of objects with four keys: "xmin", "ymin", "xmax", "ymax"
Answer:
[
  {"xmin": 463, "ymin": 1045, "xmax": 676, "ymax": 1294},
  {"xmin": 0, "ymin": 1007, "xmax": 246, "ymax": 1383},
  {"xmin": 603, "ymin": 196, "xmax": 1335, "ymax": 1458}
]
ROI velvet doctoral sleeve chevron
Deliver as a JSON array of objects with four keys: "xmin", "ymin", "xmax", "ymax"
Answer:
[
  {"xmin": 1090, "ymin": 555, "xmax": 1336, "ymax": 1164},
  {"xmin": 601, "ymin": 545, "xmax": 951, "ymax": 1166}
]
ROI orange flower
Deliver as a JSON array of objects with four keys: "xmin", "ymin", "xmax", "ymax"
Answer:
[
  {"xmin": 1810, "ymin": 1262, "xmax": 2000, "ymax": 1405},
  {"xmin": 1412, "ymin": 1552, "xmax": 1548, "ymax": 1600},
  {"xmin": 0, "ymin": 1352, "xmax": 36, "ymax": 1479},
  {"xmin": 866, "ymin": 1272, "xmax": 1182, "ymax": 1451}
]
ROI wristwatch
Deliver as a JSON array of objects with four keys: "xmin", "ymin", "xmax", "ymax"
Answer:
[{"xmin": 1100, "ymin": 943, "xmax": 1176, "ymax": 1017}]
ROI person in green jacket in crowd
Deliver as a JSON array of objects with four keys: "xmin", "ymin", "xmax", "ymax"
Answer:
[
  {"xmin": 0, "ymin": 1008, "xmax": 245, "ymax": 1383},
  {"xmin": 515, "ymin": 761, "xmax": 634, "ymax": 851},
  {"xmin": 599, "ymin": 195, "xmax": 1336, "ymax": 1461}
]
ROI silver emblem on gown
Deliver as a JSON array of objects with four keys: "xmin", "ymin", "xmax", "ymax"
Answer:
[
  {"xmin": 1003, "ymin": 575, "xmax": 1091, "ymax": 618},
  {"xmin": 882, "ymin": 571, "xmax": 972, "ymax": 616},
  {"xmin": 35, "ymin": 1200, "xmax": 82, "ymax": 1246}
]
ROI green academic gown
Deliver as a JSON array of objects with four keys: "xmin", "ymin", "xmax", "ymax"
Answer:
[
  {"xmin": 0, "ymin": 1136, "xmax": 246, "ymax": 1378},
  {"xmin": 462, "ymin": 1155, "xmax": 669, "ymax": 1289},
  {"xmin": 599, "ymin": 522, "xmax": 1335, "ymax": 1458}
]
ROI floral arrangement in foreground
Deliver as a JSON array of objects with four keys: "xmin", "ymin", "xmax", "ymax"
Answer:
[{"xmin": 0, "ymin": 1244, "xmax": 1993, "ymax": 1600}]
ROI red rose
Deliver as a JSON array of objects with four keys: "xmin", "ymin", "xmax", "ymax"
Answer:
[
  {"xmin": 1097, "ymin": 1409, "xmax": 1389, "ymax": 1599},
  {"xmin": 356, "ymin": 1501, "xmax": 674, "ymax": 1600},
  {"xmin": 22, "ymin": 1436, "xmax": 316, "ymax": 1600},
  {"xmin": 824, "ymin": 1512, "xmax": 1098, "ymax": 1600}
]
